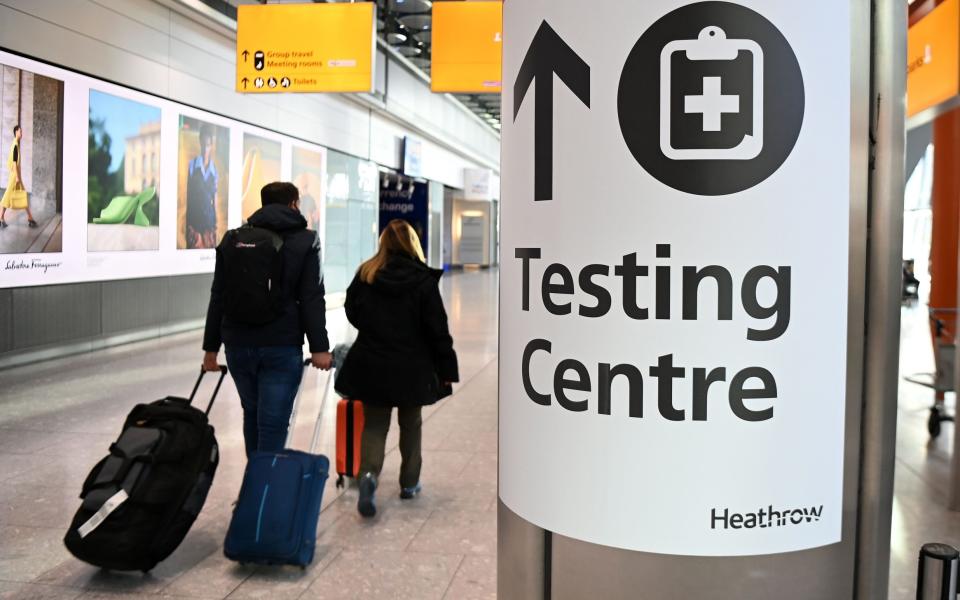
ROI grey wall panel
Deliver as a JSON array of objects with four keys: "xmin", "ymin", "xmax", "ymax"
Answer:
[
  {"xmin": 20, "ymin": 0, "xmax": 172, "ymax": 66},
  {"xmin": 100, "ymin": 277, "xmax": 168, "ymax": 334},
  {"xmin": 167, "ymin": 33, "xmax": 234, "ymax": 90},
  {"xmin": 0, "ymin": 4, "xmax": 173, "ymax": 99},
  {"xmin": 0, "ymin": 274, "xmax": 212, "ymax": 367},
  {"xmin": 905, "ymin": 121, "xmax": 932, "ymax": 185},
  {"xmin": 12, "ymin": 282, "xmax": 101, "ymax": 348},
  {"xmin": 167, "ymin": 273, "xmax": 212, "ymax": 322},
  {"xmin": 0, "ymin": 289, "xmax": 11, "ymax": 353},
  {"xmin": 167, "ymin": 8, "xmax": 231, "ymax": 62},
  {"xmin": 88, "ymin": 0, "xmax": 172, "ymax": 34}
]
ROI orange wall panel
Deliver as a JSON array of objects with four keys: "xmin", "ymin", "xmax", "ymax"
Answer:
[
  {"xmin": 930, "ymin": 110, "xmax": 960, "ymax": 344},
  {"xmin": 432, "ymin": 1, "xmax": 502, "ymax": 93},
  {"xmin": 907, "ymin": 0, "xmax": 960, "ymax": 117}
]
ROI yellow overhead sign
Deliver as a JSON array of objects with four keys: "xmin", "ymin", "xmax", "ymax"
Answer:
[
  {"xmin": 907, "ymin": 0, "xmax": 960, "ymax": 118},
  {"xmin": 236, "ymin": 3, "xmax": 376, "ymax": 94},
  {"xmin": 431, "ymin": 1, "xmax": 502, "ymax": 93}
]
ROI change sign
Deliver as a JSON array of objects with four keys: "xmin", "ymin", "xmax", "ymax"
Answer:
[{"xmin": 499, "ymin": 0, "xmax": 852, "ymax": 556}]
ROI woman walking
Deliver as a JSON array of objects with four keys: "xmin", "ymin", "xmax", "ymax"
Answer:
[
  {"xmin": 1, "ymin": 125, "xmax": 38, "ymax": 229},
  {"xmin": 336, "ymin": 219, "xmax": 459, "ymax": 517}
]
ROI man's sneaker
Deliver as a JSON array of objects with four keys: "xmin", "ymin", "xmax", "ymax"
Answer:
[
  {"xmin": 357, "ymin": 473, "xmax": 377, "ymax": 518},
  {"xmin": 400, "ymin": 483, "xmax": 422, "ymax": 500}
]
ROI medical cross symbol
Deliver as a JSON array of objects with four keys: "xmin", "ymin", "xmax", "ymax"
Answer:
[{"xmin": 685, "ymin": 77, "xmax": 739, "ymax": 132}]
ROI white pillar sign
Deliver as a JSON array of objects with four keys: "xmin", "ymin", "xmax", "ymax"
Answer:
[{"xmin": 499, "ymin": 0, "xmax": 851, "ymax": 556}]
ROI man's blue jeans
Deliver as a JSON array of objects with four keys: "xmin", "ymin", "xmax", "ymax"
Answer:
[{"xmin": 225, "ymin": 345, "xmax": 303, "ymax": 458}]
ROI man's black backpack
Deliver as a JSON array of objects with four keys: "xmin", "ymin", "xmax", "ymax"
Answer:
[{"xmin": 221, "ymin": 225, "xmax": 284, "ymax": 325}]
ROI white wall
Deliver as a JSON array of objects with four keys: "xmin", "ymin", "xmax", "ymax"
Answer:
[
  {"xmin": 384, "ymin": 59, "xmax": 500, "ymax": 186},
  {"xmin": 0, "ymin": 0, "xmax": 500, "ymax": 185}
]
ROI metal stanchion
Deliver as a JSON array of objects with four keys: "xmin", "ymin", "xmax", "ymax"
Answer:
[{"xmin": 917, "ymin": 543, "xmax": 958, "ymax": 600}]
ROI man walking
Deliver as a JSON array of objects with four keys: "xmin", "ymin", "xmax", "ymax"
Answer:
[{"xmin": 202, "ymin": 181, "xmax": 332, "ymax": 457}]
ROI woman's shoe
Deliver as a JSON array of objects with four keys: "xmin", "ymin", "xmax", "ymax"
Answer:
[
  {"xmin": 0, "ymin": 220, "xmax": 7, "ymax": 228},
  {"xmin": 92, "ymin": 195, "xmax": 137, "ymax": 224},
  {"xmin": 28, "ymin": 219, "xmax": 38, "ymax": 228},
  {"xmin": 400, "ymin": 483, "xmax": 422, "ymax": 500},
  {"xmin": 133, "ymin": 187, "xmax": 157, "ymax": 227},
  {"xmin": 358, "ymin": 473, "xmax": 377, "ymax": 518}
]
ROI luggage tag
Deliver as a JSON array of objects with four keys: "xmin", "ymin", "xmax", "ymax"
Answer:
[
  {"xmin": 659, "ymin": 26, "xmax": 764, "ymax": 161},
  {"xmin": 78, "ymin": 489, "xmax": 128, "ymax": 538}
]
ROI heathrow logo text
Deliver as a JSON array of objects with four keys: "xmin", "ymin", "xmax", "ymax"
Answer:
[{"xmin": 711, "ymin": 505, "xmax": 824, "ymax": 531}]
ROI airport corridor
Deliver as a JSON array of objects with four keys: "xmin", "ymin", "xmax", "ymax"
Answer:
[
  {"xmin": 1, "ymin": 269, "xmax": 957, "ymax": 600},
  {"xmin": 0, "ymin": 269, "xmax": 498, "ymax": 600}
]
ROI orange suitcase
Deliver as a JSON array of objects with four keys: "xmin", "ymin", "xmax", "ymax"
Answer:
[{"xmin": 335, "ymin": 398, "xmax": 363, "ymax": 487}]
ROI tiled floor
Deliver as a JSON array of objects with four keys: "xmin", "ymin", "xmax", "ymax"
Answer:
[
  {"xmin": 0, "ymin": 269, "xmax": 498, "ymax": 600},
  {"xmin": 888, "ymin": 299, "xmax": 960, "ymax": 599},
  {"xmin": 2, "ymin": 268, "xmax": 957, "ymax": 599}
]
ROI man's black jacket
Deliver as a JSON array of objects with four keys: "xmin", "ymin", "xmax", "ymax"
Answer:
[{"xmin": 203, "ymin": 204, "xmax": 329, "ymax": 353}]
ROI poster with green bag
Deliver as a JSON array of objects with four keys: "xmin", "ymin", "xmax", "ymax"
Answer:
[{"xmin": 87, "ymin": 89, "xmax": 162, "ymax": 252}]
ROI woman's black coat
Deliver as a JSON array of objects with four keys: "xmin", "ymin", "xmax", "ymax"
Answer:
[{"xmin": 335, "ymin": 255, "xmax": 459, "ymax": 407}]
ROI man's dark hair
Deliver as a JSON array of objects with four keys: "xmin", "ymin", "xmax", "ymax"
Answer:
[
  {"xmin": 261, "ymin": 182, "xmax": 299, "ymax": 207},
  {"xmin": 13, "ymin": 125, "xmax": 20, "ymax": 136},
  {"xmin": 199, "ymin": 124, "xmax": 214, "ymax": 143}
]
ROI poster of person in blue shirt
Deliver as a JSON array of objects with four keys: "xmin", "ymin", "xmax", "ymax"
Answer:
[{"xmin": 178, "ymin": 116, "xmax": 229, "ymax": 250}]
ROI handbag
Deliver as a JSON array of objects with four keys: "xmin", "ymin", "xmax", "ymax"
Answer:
[
  {"xmin": 437, "ymin": 378, "xmax": 454, "ymax": 400},
  {"xmin": 5, "ymin": 181, "xmax": 28, "ymax": 209}
]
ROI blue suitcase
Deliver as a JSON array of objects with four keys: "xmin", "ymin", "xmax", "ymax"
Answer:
[{"xmin": 223, "ymin": 361, "xmax": 333, "ymax": 567}]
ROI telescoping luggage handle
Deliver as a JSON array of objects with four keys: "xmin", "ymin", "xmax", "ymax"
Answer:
[
  {"xmin": 189, "ymin": 366, "xmax": 228, "ymax": 416},
  {"xmin": 284, "ymin": 358, "xmax": 336, "ymax": 453}
]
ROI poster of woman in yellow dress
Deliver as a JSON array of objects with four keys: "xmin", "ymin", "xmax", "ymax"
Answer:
[
  {"xmin": 0, "ymin": 125, "xmax": 33, "ymax": 217},
  {"xmin": 0, "ymin": 62, "xmax": 64, "ymax": 254}
]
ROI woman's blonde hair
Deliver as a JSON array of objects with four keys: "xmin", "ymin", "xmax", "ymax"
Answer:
[{"xmin": 358, "ymin": 219, "xmax": 426, "ymax": 284}]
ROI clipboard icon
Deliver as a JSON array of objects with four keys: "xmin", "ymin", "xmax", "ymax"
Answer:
[{"xmin": 660, "ymin": 26, "xmax": 764, "ymax": 161}]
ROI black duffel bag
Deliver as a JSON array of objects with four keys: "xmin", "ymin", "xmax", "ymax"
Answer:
[{"xmin": 64, "ymin": 367, "xmax": 227, "ymax": 572}]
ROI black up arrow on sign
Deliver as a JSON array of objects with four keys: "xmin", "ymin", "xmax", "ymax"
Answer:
[{"xmin": 514, "ymin": 21, "xmax": 590, "ymax": 202}]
